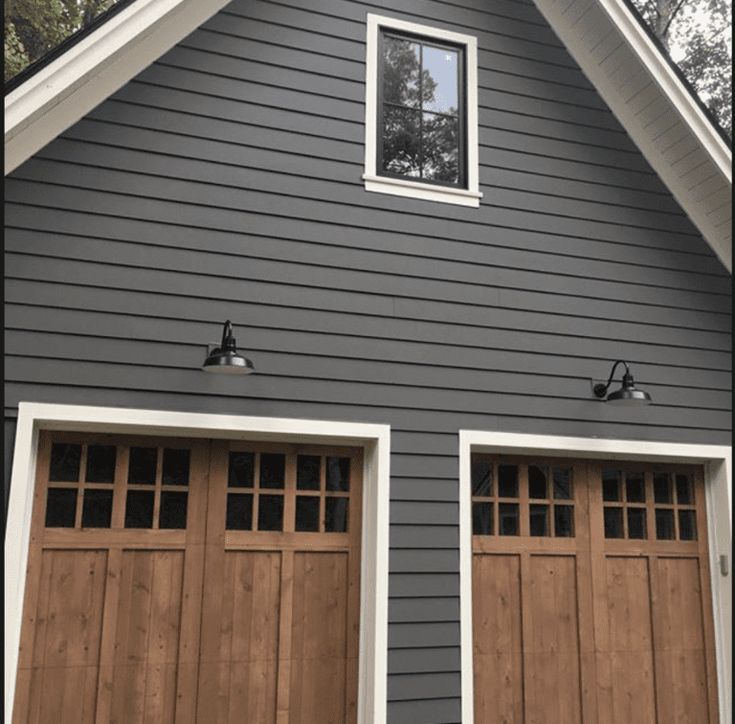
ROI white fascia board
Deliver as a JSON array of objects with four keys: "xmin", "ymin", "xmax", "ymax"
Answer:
[
  {"xmin": 4, "ymin": 0, "xmax": 232, "ymax": 175},
  {"xmin": 595, "ymin": 0, "xmax": 731, "ymax": 184}
]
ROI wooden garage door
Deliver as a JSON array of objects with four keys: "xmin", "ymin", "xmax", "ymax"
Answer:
[
  {"xmin": 13, "ymin": 433, "xmax": 362, "ymax": 724},
  {"xmin": 471, "ymin": 455, "xmax": 719, "ymax": 724}
]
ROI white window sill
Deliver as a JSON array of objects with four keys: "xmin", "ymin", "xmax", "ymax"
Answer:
[{"xmin": 363, "ymin": 174, "xmax": 483, "ymax": 208}]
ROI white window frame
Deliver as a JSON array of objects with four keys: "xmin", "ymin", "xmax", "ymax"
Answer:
[
  {"xmin": 458, "ymin": 430, "xmax": 732, "ymax": 724},
  {"xmin": 4, "ymin": 403, "xmax": 391, "ymax": 724},
  {"xmin": 363, "ymin": 14, "xmax": 482, "ymax": 208}
]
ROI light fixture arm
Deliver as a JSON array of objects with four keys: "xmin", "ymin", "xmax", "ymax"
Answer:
[
  {"xmin": 594, "ymin": 360, "xmax": 631, "ymax": 398},
  {"xmin": 220, "ymin": 320, "xmax": 236, "ymax": 351}
]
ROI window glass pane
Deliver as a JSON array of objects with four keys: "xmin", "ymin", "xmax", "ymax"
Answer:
[
  {"xmin": 226, "ymin": 493, "xmax": 253, "ymax": 531},
  {"xmin": 472, "ymin": 502, "xmax": 493, "ymax": 535},
  {"xmin": 655, "ymin": 509, "xmax": 675, "ymax": 540},
  {"xmin": 528, "ymin": 465, "xmax": 547, "ymax": 499},
  {"xmin": 554, "ymin": 505, "xmax": 575, "ymax": 538},
  {"xmin": 326, "ymin": 457, "xmax": 350, "ymax": 492},
  {"xmin": 553, "ymin": 468, "xmax": 573, "ymax": 500},
  {"xmin": 49, "ymin": 443, "xmax": 81, "ymax": 482},
  {"xmin": 499, "ymin": 503, "xmax": 519, "ymax": 536},
  {"xmin": 678, "ymin": 510, "xmax": 697, "ymax": 540},
  {"xmin": 125, "ymin": 490, "xmax": 154, "ymax": 529},
  {"xmin": 128, "ymin": 447, "xmax": 157, "ymax": 485},
  {"xmin": 383, "ymin": 36, "xmax": 421, "ymax": 108},
  {"xmin": 258, "ymin": 495, "xmax": 284, "ymax": 531},
  {"xmin": 82, "ymin": 489, "xmax": 113, "ymax": 528},
  {"xmin": 422, "ymin": 45, "xmax": 459, "ymax": 115},
  {"xmin": 260, "ymin": 454, "xmax": 286, "ymax": 489},
  {"xmin": 229, "ymin": 452, "xmax": 255, "ymax": 489},
  {"xmin": 625, "ymin": 473, "xmax": 645, "ymax": 503},
  {"xmin": 498, "ymin": 465, "xmax": 518, "ymax": 498},
  {"xmin": 159, "ymin": 492, "xmax": 188, "ymax": 529},
  {"xmin": 602, "ymin": 470, "xmax": 620, "ymax": 501},
  {"xmin": 627, "ymin": 508, "xmax": 647, "ymax": 539},
  {"xmin": 297, "ymin": 455, "xmax": 321, "ymax": 491},
  {"xmin": 422, "ymin": 112, "xmax": 459, "ymax": 184},
  {"xmin": 85, "ymin": 445, "xmax": 116, "ymax": 483},
  {"xmin": 162, "ymin": 448, "xmax": 190, "ymax": 486},
  {"xmin": 326, "ymin": 498, "xmax": 349, "ymax": 533},
  {"xmin": 45, "ymin": 488, "xmax": 78, "ymax": 527},
  {"xmin": 653, "ymin": 473, "xmax": 673, "ymax": 503},
  {"xmin": 529, "ymin": 504, "xmax": 549, "ymax": 536},
  {"xmin": 471, "ymin": 459, "xmax": 492, "ymax": 497},
  {"xmin": 604, "ymin": 507, "xmax": 624, "ymax": 538},
  {"xmin": 675, "ymin": 474, "xmax": 693, "ymax": 504},
  {"xmin": 296, "ymin": 496, "xmax": 320, "ymax": 532},
  {"xmin": 382, "ymin": 106, "xmax": 421, "ymax": 178}
]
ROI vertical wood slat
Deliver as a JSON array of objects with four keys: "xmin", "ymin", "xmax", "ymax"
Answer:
[
  {"xmin": 94, "ymin": 548, "xmax": 123, "ymax": 724},
  {"xmin": 173, "ymin": 440, "xmax": 209, "ymax": 724},
  {"xmin": 12, "ymin": 433, "xmax": 52, "ymax": 724},
  {"xmin": 275, "ymin": 551, "xmax": 295, "ymax": 724},
  {"xmin": 195, "ymin": 440, "xmax": 229, "ymax": 723},
  {"xmin": 575, "ymin": 462, "xmax": 598, "ymax": 724}
]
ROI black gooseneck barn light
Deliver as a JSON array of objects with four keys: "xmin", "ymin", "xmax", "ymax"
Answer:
[
  {"xmin": 594, "ymin": 360, "xmax": 652, "ymax": 405},
  {"xmin": 202, "ymin": 320, "xmax": 255, "ymax": 375}
]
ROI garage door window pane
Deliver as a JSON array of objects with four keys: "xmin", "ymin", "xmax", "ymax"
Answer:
[
  {"xmin": 326, "ymin": 498, "xmax": 349, "ymax": 533},
  {"xmin": 499, "ymin": 503, "xmax": 519, "ymax": 536},
  {"xmin": 163, "ymin": 448, "xmax": 190, "ymax": 486},
  {"xmin": 160, "ymin": 491, "xmax": 188, "ymax": 529},
  {"xmin": 258, "ymin": 495, "xmax": 284, "ymax": 531},
  {"xmin": 82, "ymin": 489, "xmax": 113, "ymax": 528},
  {"xmin": 125, "ymin": 490, "xmax": 154, "ymax": 528},
  {"xmin": 261, "ymin": 454, "xmax": 286, "ymax": 489},
  {"xmin": 227, "ymin": 493, "xmax": 253, "ymax": 531},
  {"xmin": 129, "ymin": 447, "xmax": 157, "ymax": 485},
  {"xmin": 49, "ymin": 443, "xmax": 81, "ymax": 482},
  {"xmin": 45, "ymin": 488, "xmax": 78, "ymax": 527},
  {"xmin": 296, "ymin": 496, "xmax": 320, "ymax": 532},
  {"xmin": 655, "ymin": 509, "xmax": 675, "ymax": 540},
  {"xmin": 604, "ymin": 507, "xmax": 624, "ymax": 538}
]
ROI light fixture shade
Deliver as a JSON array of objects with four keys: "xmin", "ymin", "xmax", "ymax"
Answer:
[
  {"xmin": 594, "ymin": 362, "xmax": 652, "ymax": 406},
  {"xmin": 605, "ymin": 378, "xmax": 652, "ymax": 405},
  {"xmin": 202, "ymin": 320, "xmax": 255, "ymax": 375}
]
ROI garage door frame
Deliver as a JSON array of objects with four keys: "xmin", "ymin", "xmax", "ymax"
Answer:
[
  {"xmin": 5, "ymin": 402, "xmax": 391, "ymax": 724},
  {"xmin": 458, "ymin": 429, "xmax": 732, "ymax": 724}
]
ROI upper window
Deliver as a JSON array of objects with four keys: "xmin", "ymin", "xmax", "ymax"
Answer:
[
  {"xmin": 380, "ymin": 33, "xmax": 464, "ymax": 186},
  {"xmin": 364, "ymin": 15, "xmax": 482, "ymax": 208}
]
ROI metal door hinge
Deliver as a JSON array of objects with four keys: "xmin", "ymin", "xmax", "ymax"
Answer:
[{"xmin": 720, "ymin": 554, "xmax": 729, "ymax": 576}]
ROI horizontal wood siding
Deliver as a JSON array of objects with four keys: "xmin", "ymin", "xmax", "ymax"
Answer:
[{"xmin": 4, "ymin": 0, "xmax": 731, "ymax": 721}]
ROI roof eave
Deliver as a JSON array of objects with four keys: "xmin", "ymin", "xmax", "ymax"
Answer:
[
  {"xmin": 534, "ymin": 0, "xmax": 732, "ymax": 273},
  {"xmin": 4, "ymin": 0, "xmax": 232, "ymax": 176}
]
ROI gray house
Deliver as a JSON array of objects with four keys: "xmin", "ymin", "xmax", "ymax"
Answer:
[{"xmin": 4, "ymin": 0, "xmax": 732, "ymax": 723}]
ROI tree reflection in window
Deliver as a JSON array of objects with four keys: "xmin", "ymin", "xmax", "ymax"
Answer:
[{"xmin": 380, "ymin": 33, "xmax": 463, "ymax": 186}]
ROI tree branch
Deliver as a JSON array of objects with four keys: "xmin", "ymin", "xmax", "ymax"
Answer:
[{"xmin": 661, "ymin": 0, "xmax": 690, "ymax": 38}]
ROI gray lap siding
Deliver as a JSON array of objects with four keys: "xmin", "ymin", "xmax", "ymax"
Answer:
[{"xmin": 4, "ymin": 0, "xmax": 731, "ymax": 721}]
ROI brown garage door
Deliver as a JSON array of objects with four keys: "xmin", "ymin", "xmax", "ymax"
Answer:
[
  {"xmin": 13, "ymin": 432, "xmax": 362, "ymax": 724},
  {"xmin": 471, "ymin": 455, "xmax": 719, "ymax": 724}
]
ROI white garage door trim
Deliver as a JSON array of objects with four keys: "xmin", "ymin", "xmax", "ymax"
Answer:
[
  {"xmin": 5, "ymin": 402, "xmax": 391, "ymax": 724},
  {"xmin": 458, "ymin": 430, "xmax": 732, "ymax": 724}
]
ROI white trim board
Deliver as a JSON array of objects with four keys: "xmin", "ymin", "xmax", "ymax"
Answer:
[
  {"xmin": 458, "ymin": 430, "xmax": 732, "ymax": 724},
  {"xmin": 4, "ymin": 403, "xmax": 391, "ymax": 724},
  {"xmin": 363, "ymin": 13, "xmax": 482, "ymax": 208},
  {"xmin": 533, "ymin": 0, "xmax": 732, "ymax": 273},
  {"xmin": 4, "ymin": 0, "xmax": 232, "ymax": 175}
]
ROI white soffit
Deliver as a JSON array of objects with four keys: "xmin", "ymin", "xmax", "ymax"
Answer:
[
  {"xmin": 533, "ymin": 0, "xmax": 733, "ymax": 273},
  {"xmin": 4, "ymin": 0, "xmax": 232, "ymax": 175}
]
